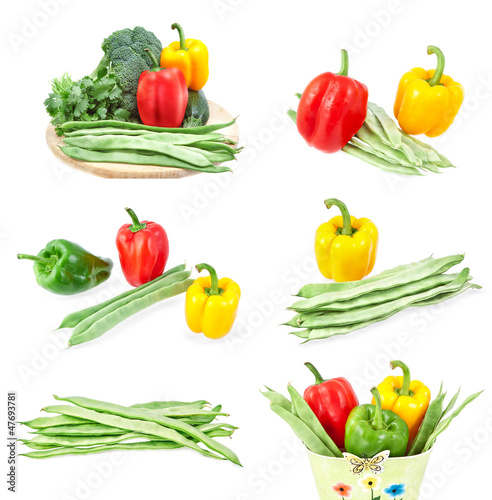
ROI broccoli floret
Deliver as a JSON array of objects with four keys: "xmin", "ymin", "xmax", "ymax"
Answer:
[{"xmin": 90, "ymin": 27, "xmax": 162, "ymax": 121}]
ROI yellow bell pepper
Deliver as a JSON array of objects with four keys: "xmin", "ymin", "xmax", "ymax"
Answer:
[
  {"xmin": 394, "ymin": 45, "xmax": 464, "ymax": 137},
  {"xmin": 185, "ymin": 263, "xmax": 240, "ymax": 339},
  {"xmin": 315, "ymin": 198, "xmax": 378, "ymax": 282},
  {"xmin": 374, "ymin": 360, "xmax": 431, "ymax": 444},
  {"xmin": 160, "ymin": 23, "xmax": 209, "ymax": 91}
]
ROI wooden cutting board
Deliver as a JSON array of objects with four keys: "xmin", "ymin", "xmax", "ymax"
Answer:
[{"xmin": 46, "ymin": 100, "xmax": 239, "ymax": 179}]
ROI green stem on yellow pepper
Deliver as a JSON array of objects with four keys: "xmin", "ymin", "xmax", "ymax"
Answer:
[
  {"xmin": 338, "ymin": 49, "xmax": 349, "ymax": 77},
  {"xmin": 427, "ymin": 45, "xmax": 445, "ymax": 86},
  {"xmin": 196, "ymin": 263, "xmax": 222, "ymax": 296},
  {"xmin": 171, "ymin": 23, "xmax": 187, "ymax": 51},
  {"xmin": 390, "ymin": 360, "xmax": 412, "ymax": 396},
  {"xmin": 370, "ymin": 387, "xmax": 385, "ymax": 430},
  {"xmin": 324, "ymin": 198, "xmax": 353, "ymax": 236}
]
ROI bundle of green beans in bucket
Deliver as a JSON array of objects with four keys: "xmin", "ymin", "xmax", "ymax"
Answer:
[
  {"xmin": 20, "ymin": 395, "xmax": 241, "ymax": 464},
  {"xmin": 263, "ymin": 364, "xmax": 482, "ymax": 500}
]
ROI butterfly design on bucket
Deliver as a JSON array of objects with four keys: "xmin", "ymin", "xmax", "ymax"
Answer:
[{"xmin": 343, "ymin": 450, "xmax": 390, "ymax": 475}]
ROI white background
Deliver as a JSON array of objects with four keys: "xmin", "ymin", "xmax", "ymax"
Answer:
[{"xmin": 1, "ymin": 0, "xmax": 491, "ymax": 498}]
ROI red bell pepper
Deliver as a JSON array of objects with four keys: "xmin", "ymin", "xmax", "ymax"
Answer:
[
  {"xmin": 116, "ymin": 207, "xmax": 169, "ymax": 287},
  {"xmin": 297, "ymin": 49, "xmax": 368, "ymax": 153},
  {"xmin": 137, "ymin": 48, "xmax": 187, "ymax": 127},
  {"xmin": 303, "ymin": 362, "xmax": 359, "ymax": 449}
]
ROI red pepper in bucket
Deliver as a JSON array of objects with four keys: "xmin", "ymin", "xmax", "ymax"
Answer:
[{"xmin": 303, "ymin": 362, "xmax": 359, "ymax": 449}]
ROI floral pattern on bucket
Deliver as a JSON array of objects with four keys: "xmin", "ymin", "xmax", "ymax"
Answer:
[
  {"xmin": 331, "ymin": 482, "xmax": 354, "ymax": 498},
  {"xmin": 358, "ymin": 474, "xmax": 382, "ymax": 499},
  {"xmin": 383, "ymin": 484, "xmax": 406, "ymax": 499}
]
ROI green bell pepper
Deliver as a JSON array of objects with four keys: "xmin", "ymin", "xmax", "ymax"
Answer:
[
  {"xmin": 345, "ymin": 387, "xmax": 409, "ymax": 458},
  {"xmin": 18, "ymin": 239, "xmax": 113, "ymax": 295}
]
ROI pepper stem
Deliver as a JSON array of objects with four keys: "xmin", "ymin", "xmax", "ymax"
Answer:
[
  {"xmin": 427, "ymin": 45, "xmax": 445, "ymax": 87},
  {"xmin": 125, "ymin": 207, "xmax": 147, "ymax": 233},
  {"xmin": 196, "ymin": 263, "xmax": 220, "ymax": 296},
  {"xmin": 338, "ymin": 49, "xmax": 349, "ymax": 76},
  {"xmin": 305, "ymin": 362, "xmax": 325, "ymax": 385},
  {"xmin": 370, "ymin": 387, "xmax": 385, "ymax": 430},
  {"xmin": 17, "ymin": 253, "xmax": 52, "ymax": 265},
  {"xmin": 324, "ymin": 198, "xmax": 353, "ymax": 236},
  {"xmin": 144, "ymin": 49, "xmax": 160, "ymax": 72},
  {"xmin": 390, "ymin": 360, "xmax": 411, "ymax": 397},
  {"xmin": 171, "ymin": 23, "xmax": 187, "ymax": 51}
]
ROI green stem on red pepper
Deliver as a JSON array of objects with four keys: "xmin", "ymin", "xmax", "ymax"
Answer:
[
  {"xmin": 171, "ymin": 23, "xmax": 187, "ymax": 51},
  {"xmin": 370, "ymin": 387, "xmax": 385, "ymax": 430},
  {"xmin": 144, "ymin": 49, "xmax": 161, "ymax": 72},
  {"xmin": 390, "ymin": 360, "xmax": 412, "ymax": 397},
  {"xmin": 196, "ymin": 263, "xmax": 222, "ymax": 296},
  {"xmin": 305, "ymin": 362, "xmax": 326, "ymax": 385},
  {"xmin": 427, "ymin": 45, "xmax": 445, "ymax": 86},
  {"xmin": 324, "ymin": 198, "xmax": 353, "ymax": 236},
  {"xmin": 125, "ymin": 207, "xmax": 147, "ymax": 233},
  {"xmin": 338, "ymin": 49, "xmax": 349, "ymax": 77}
]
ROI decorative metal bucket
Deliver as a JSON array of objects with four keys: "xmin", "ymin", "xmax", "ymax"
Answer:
[{"xmin": 307, "ymin": 449, "xmax": 432, "ymax": 500}]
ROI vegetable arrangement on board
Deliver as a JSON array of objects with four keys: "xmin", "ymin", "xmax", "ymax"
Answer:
[
  {"xmin": 45, "ymin": 24, "xmax": 237, "ymax": 174},
  {"xmin": 289, "ymin": 47, "xmax": 461, "ymax": 175},
  {"xmin": 20, "ymin": 396, "xmax": 240, "ymax": 465},
  {"xmin": 18, "ymin": 207, "xmax": 241, "ymax": 346},
  {"xmin": 263, "ymin": 360, "xmax": 482, "ymax": 460},
  {"xmin": 286, "ymin": 254, "xmax": 480, "ymax": 342}
]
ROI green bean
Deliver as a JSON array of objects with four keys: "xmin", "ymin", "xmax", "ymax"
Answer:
[
  {"xmin": 399, "ymin": 134, "xmax": 429, "ymax": 163},
  {"xmin": 260, "ymin": 387, "xmax": 293, "ymax": 412},
  {"xmin": 139, "ymin": 133, "xmax": 224, "ymax": 145},
  {"xmin": 20, "ymin": 441, "xmax": 59, "ymax": 450},
  {"xmin": 131, "ymin": 400, "xmax": 207, "ymax": 410},
  {"xmin": 287, "ymin": 385, "xmax": 342, "ymax": 457},
  {"xmin": 181, "ymin": 405, "xmax": 223, "ymax": 425},
  {"xmin": 49, "ymin": 397, "xmax": 241, "ymax": 465},
  {"xmin": 400, "ymin": 131, "xmax": 441, "ymax": 163},
  {"xmin": 28, "ymin": 432, "xmax": 141, "ymax": 448},
  {"xmin": 342, "ymin": 143, "xmax": 423, "ymax": 176},
  {"xmin": 291, "ymin": 255, "xmax": 464, "ymax": 312},
  {"xmin": 296, "ymin": 256, "xmax": 435, "ymax": 298},
  {"xmin": 60, "ymin": 146, "xmax": 231, "ymax": 173},
  {"xmin": 423, "ymin": 391, "xmax": 483, "ymax": 452},
  {"xmin": 35, "ymin": 423, "xmax": 126, "ymax": 436},
  {"xmin": 367, "ymin": 102, "xmax": 403, "ymax": 149},
  {"xmin": 269, "ymin": 404, "xmax": 333, "ymax": 456},
  {"xmin": 69, "ymin": 278, "xmax": 194, "ymax": 346},
  {"xmin": 42, "ymin": 404, "xmax": 225, "ymax": 461},
  {"xmin": 20, "ymin": 441, "xmax": 190, "ymax": 459},
  {"xmin": 64, "ymin": 128, "xmax": 158, "ymax": 137},
  {"xmin": 288, "ymin": 329, "xmax": 311, "ymax": 339},
  {"xmin": 350, "ymin": 136, "xmax": 416, "ymax": 168},
  {"xmin": 414, "ymin": 282, "xmax": 481, "ymax": 307},
  {"xmin": 300, "ymin": 269, "xmax": 470, "ymax": 328},
  {"xmin": 20, "ymin": 415, "xmax": 89, "ymax": 429},
  {"xmin": 188, "ymin": 141, "xmax": 239, "ymax": 154},
  {"xmin": 69, "ymin": 270, "xmax": 190, "ymax": 338},
  {"xmin": 181, "ymin": 146, "xmax": 235, "ymax": 163},
  {"xmin": 315, "ymin": 273, "xmax": 460, "ymax": 312},
  {"xmin": 364, "ymin": 111, "xmax": 393, "ymax": 147},
  {"xmin": 58, "ymin": 264, "xmax": 186, "ymax": 329},
  {"xmin": 63, "ymin": 136, "xmax": 214, "ymax": 167},
  {"xmin": 148, "ymin": 408, "xmax": 229, "ymax": 418},
  {"xmin": 440, "ymin": 389, "xmax": 460, "ymax": 420},
  {"xmin": 58, "ymin": 118, "xmax": 237, "ymax": 135},
  {"xmin": 408, "ymin": 393, "xmax": 445, "ymax": 455}
]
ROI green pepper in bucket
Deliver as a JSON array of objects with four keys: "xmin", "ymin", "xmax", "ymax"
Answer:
[{"xmin": 345, "ymin": 387, "xmax": 409, "ymax": 458}]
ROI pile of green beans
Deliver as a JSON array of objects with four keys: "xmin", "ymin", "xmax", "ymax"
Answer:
[
  {"xmin": 289, "ymin": 99, "xmax": 454, "ymax": 175},
  {"xmin": 56, "ymin": 119, "xmax": 241, "ymax": 174},
  {"xmin": 57, "ymin": 264, "xmax": 193, "ymax": 347},
  {"xmin": 262, "ymin": 385, "xmax": 343, "ymax": 457},
  {"xmin": 287, "ymin": 255, "xmax": 480, "ymax": 342},
  {"xmin": 20, "ymin": 396, "xmax": 241, "ymax": 464}
]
